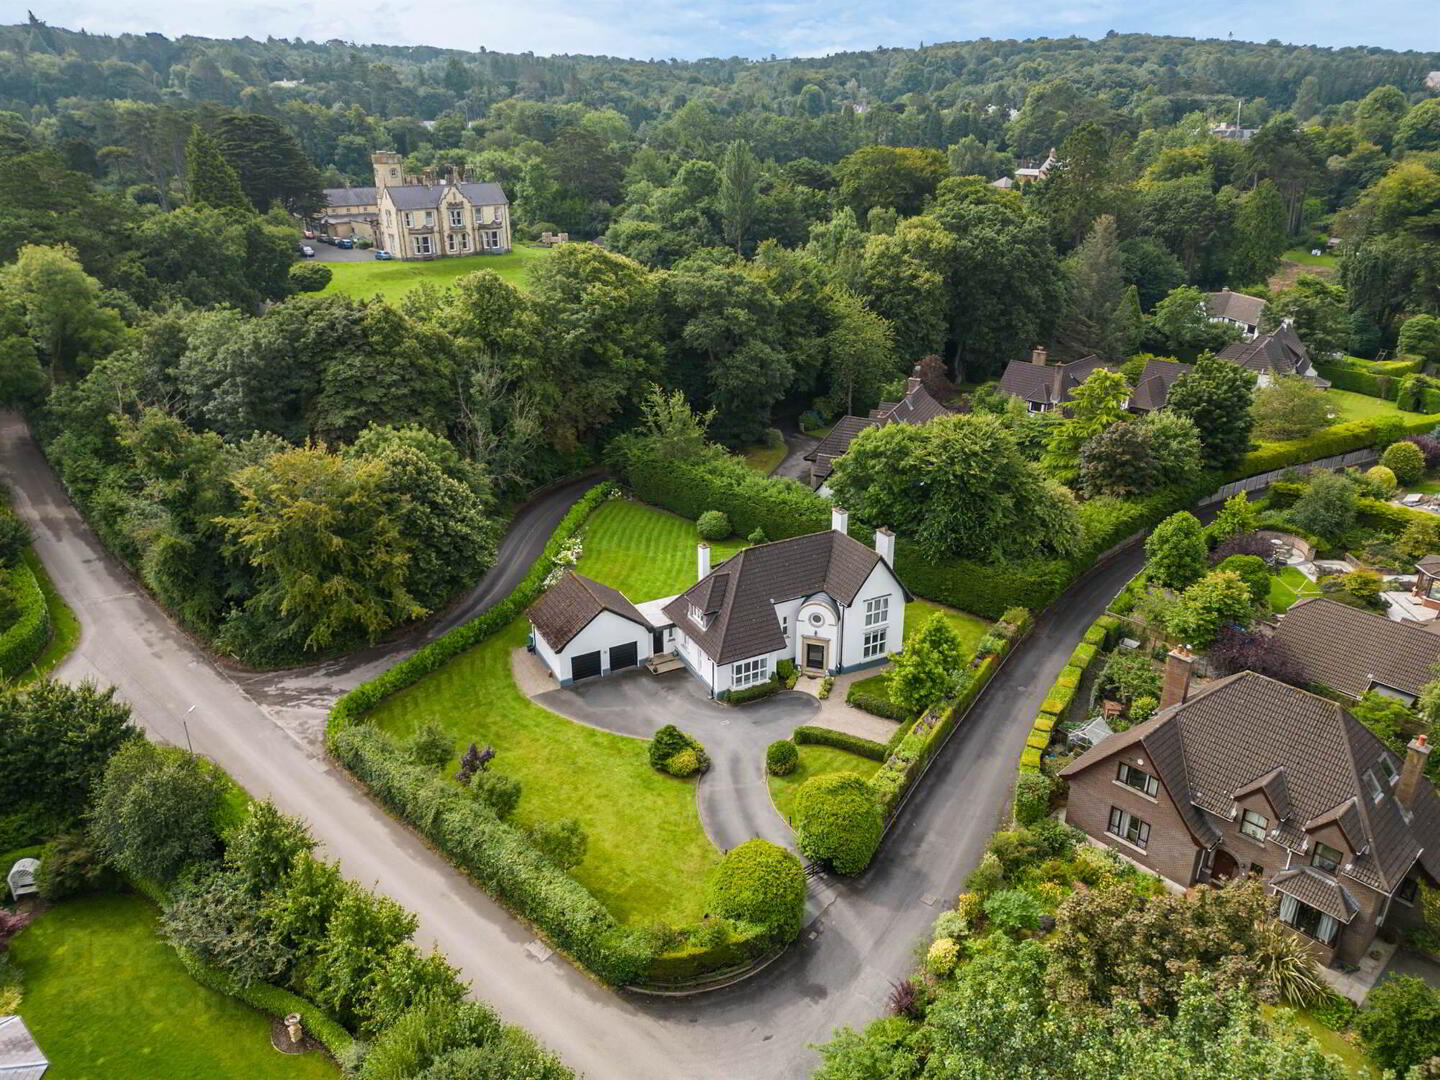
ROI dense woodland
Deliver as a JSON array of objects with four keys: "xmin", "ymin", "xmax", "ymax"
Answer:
[{"xmin": 0, "ymin": 19, "xmax": 1438, "ymax": 663}]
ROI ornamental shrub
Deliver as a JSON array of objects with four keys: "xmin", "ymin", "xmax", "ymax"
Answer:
[
  {"xmin": 696, "ymin": 510, "xmax": 731, "ymax": 540},
  {"xmin": 1382, "ymin": 439, "xmax": 1426, "ymax": 486},
  {"xmin": 1013, "ymin": 771, "xmax": 1054, "ymax": 826},
  {"xmin": 747, "ymin": 526, "xmax": 768, "ymax": 545},
  {"xmin": 982, "ymin": 888, "xmax": 1046, "ymax": 933},
  {"xmin": 792, "ymin": 773, "xmax": 884, "ymax": 875},
  {"xmin": 1356, "ymin": 975, "xmax": 1440, "ymax": 1074},
  {"xmin": 925, "ymin": 937, "xmax": 960, "ymax": 976},
  {"xmin": 1364, "ymin": 465, "xmax": 1398, "ymax": 496},
  {"xmin": 648, "ymin": 724, "xmax": 707, "ymax": 773},
  {"xmin": 766, "ymin": 739, "xmax": 798, "ymax": 776},
  {"xmin": 704, "ymin": 839, "xmax": 806, "ymax": 946},
  {"xmin": 36, "ymin": 831, "xmax": 120, "ymax": 900},
  {"xmin": 288, "ymin": 261, "xmax": 332, "ymax": 293},
  {"xmin": 1215, "ymin": 554, "xmax": 1270, "ymax": 605},
  {"xmin": 664, "ymin": 748, "xmax": 703, "ymax": 778},
  {"xmin": 407, "ymin": 722, "xmax": 454, "ymax": 769}
]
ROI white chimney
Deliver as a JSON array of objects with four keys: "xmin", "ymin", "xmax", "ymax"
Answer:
[
  {"xmin": 697, "ymin": 542, "xmax": 711, "ymax": 580},
  {"xmin": 831, "ymin": 507, "xmax": 850, "ymax": 535},
  {"xmin": 874, "ymin": 527, "xmax": 895, "ymax": 567}
]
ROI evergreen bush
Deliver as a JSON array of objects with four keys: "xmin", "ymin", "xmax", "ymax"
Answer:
[
  {"xmin": 703, "ymin": 839, "xmax": 806, "ymax": 946},
  {"xmin": 792, "ymin": 773, "xmax": 883, "ymax": 875},
  {"xmin": 766, "ymin": 740, "xmax": 799, "ymax": 776}
]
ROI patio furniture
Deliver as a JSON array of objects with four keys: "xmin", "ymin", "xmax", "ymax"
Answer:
[{"xmin": 5, "ymin": 859, "xmax": 37, "ymax": 902}]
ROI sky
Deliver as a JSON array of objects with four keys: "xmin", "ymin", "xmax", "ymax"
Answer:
[{"xmin": 7, "ymin": 0, "xmax": 1438, "ymax": 59}]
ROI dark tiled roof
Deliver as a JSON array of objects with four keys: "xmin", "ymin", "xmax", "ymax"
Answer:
[
  {"xmin": 998, "ymin": 354, "xmax": 1104, "ymax": 407},
  {"xmin": 805, "ymin": 415, "xmax": 879, "ymax": 480},
  {"xmin": 527, "ymin": 571, "xmax": 649, "ymax": 652},
  {"xmin": 1206, "ymin": 289, "xmax": 1267, "ymax": 327},
  {"xmin": 1271, "ymin": 867, "xmax": 1360, "ymax": 922},
  {"xmin": 1129, "ymin": 359, "xmax": 1192, "ymax": 412},
  {"xmin": 662, "ymin": 530, "xmax": 901, "ymax": 664},
  {"xmin": 803, "ymin": 380, "xmax": 950, "ymax": 486},
  {"xmin": 1062, "ymin": 672, "xmax": 1440, "ymax": 894},
  {"xmin": 384, "ymin": 181, "xmax": 509, "ymax": 210},
  {"xmin": 1217, "ymin": 324, "xmax": 1329, "ymax": 386},
  {"xmin": 1417, "ymin": 554, "xmax": 1440, "ymax": 576},
  {"xmin": 1272, "ymin": 598, "xmax": 1440, "ymax": 700},
  {"xmin": 323, "ymin": 185, "xmax": 377, "ymax": 207},
  {"xmin": 1234, "ymin": 765, "xmax": 1292, "ymax": 821}
]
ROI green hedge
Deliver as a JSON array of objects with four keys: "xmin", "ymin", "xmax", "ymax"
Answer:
[
  {"xmin": 329, "ymin": 482, "xmax": 615, "ymax": 735},
  {"xmin": 1234, "ymin": 417, "xmax": 1405, "ymax": 479},
  {"xmin": 0, "ymin": 558, "xmax": 49, "ymax": 678},
  {"xmin": 1316, "ymin": 363, "xmax": 1396, "ymax": 400},
  {"xmin": 721, "ymin": 677, "xmax": 783, "ymax": 705},
  {"xmin": 704, "ymin": 839, "xmax": 806, "ymax": 946},
  {"xmin": 845, "ymin": 687, "xmax": 915, "ymax": 722},
  {"xmin": 175, "ymin": 947, "xmax": 355, "ymax": 1059},
  {"xmin": 1269, "ymin": 481, "xmax": 1434, "ymax": 536},
  {"xmin": 333, "ymin": 724, "xmax": 655, "ymax": 986},
  {"xmin": 626, "ymin": 454, "xmax": 828, "ymax": 542},
  {"xmin": 644, "ymin": 923, "xmax": 773, "ymax": 985},
  {"xmin": 792, "ymin": 726, "xmax": 889, "ymax": 761}
]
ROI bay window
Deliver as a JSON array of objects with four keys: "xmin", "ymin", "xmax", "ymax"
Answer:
[{"xmin": 1278, "ymin": 894, "xmax": 1339, "ymax": 945}]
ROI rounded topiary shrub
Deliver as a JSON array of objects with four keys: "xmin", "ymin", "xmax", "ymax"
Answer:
[
  {"xmin": 766, "ymin": 739, "xmax": 798, "ymax": 776},
  {"xmin": 696, "ymin": 510, "xmax": 731, "ymax": 541},
  {"xmin": 649, "ymin": 724, "xmax": 698, "ymax": 770},
  {"xmin": 1365, "ymin": 465, "xmax": 1398, "ymax": 496},
  {"xmin": 704, "ymin": 838, "xmax": 807, "ymax": 946},
  {"xmin": 792, "ymin": 773, "xmax": 883, "ymax": 875},
  {"xmin": 1382, "ymin": 440, "xmax": 1426, "ymax": 486},
  {"xmin": 288, "ymin": 261, "xmax": 332, "ymax": 293},
  {"xmin": 665, "ymin": 748, "xmax": 703, "ymax": 777}
]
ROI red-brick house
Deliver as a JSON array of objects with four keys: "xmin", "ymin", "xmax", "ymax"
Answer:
[{"xmin": 1059, "ymin": 658, "xmax": 1440, "ymax": 967}]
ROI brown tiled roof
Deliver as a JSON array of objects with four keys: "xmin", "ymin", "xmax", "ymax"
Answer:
[
  {"xmin": 1271, "ymin": 867, "xmax": 1360, "ymax": 922},
  {"xmin": 1417, "ymin": 554, "xmax": 1440, "ymax": 576},
  {"xmin": 527, "ymin": 571, "xmax": 649, "ymax": 652},
  {"xmin": 1272, "ymin": 598, "xmax": 1440, "ymax": 700},
  {"xmin": 1234, "ymin": 765, "xmax": 1292, "ymax": 820},
  {"xmin": 1129, "ymin": 359, "xmax": 1192, "ymax": 412},
  {"xmin": 803, "ymin": 380, "xmax": 950, "ymax": 486},
  {"xmin": 805, "ymin": 416, "xmax": 879, "ymax": 481},
  {"xmin": 998, "ymin": 354, "xmax": 1104, "ymax": 407},
  {"xmin": 1062, "ymin": 672, "xmax": 1440, "ymax": 894},
  {"xmin": 1217, "ymin": 324, "xmax": 1329, "ymax": 387},
  {"xmin": 661, "ymin": 530, "xmax": 904, "ymax": 664},
  {"xmin": 1206, "ymin": 290, "xmax": 1267, "ymax": 328}
]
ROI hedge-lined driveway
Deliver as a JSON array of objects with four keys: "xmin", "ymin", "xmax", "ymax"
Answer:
[{"xmin": 533, "ymin": 667, "xmax": 817, "ymax": 851}]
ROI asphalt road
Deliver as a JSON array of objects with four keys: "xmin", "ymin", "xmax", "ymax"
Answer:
[{"xmin": 0, "ymin": 410, "xmax": 1151, "ymax": 1079}]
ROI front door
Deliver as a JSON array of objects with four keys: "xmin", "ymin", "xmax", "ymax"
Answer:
[
  {"xmin": 1210, "ymin": 848, "xmax": 1239, "ymax": 883},
  {"xmin": 805, "ymin": 642, "xmax": 826, "ymax": 671}
]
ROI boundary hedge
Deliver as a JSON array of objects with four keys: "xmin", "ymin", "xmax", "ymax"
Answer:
[
  {"xmin": 1016, "ymin": 614, "xmax": 1119, "ymax": 785},
  {"xmin": 0, "ymin": 558, "xmax": 49, "ymax": 678},
  {"xmin": 792, "ymin": 726, "xmax": 889, "ymax": 762}
]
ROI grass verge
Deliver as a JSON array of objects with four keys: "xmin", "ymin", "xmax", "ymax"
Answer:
[
  {"xmin": 10, "ymin": 893, "xmax": 337, "ymax": 1080},
  {"xmin": 768, "ymin": 744, "xmax": 881, "ymax": 823}
]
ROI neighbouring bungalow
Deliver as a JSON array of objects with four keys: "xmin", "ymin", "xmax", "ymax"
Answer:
[
  {"xmin": 1060, "ymin": 659, "xmax": 1440, "ymax": 969},
  {"xmin": 996, "ymin": 348, "xmax": 1105, "ymax": 413},
  {"xmin": 527, "ymin": 508, "xmax": 909, "ymax": 696},
  {"xmin": 1272, "ymin": 597, "xmax": 1440, "ymax": 705},
  {"xmin": 1217, "ymin": 322, "xmax": 1331, "ymax": 388},
  {"xmin": 1128, "ymin": 358, "xmax": 1193, "ymax": 413},
  {"xmin": 803, "ymin": 365, "xmax": 951, "ymax": 492},
  {"xmin": 1206, "ymin": 289, "xmax": 1267, "ymax": 340}
]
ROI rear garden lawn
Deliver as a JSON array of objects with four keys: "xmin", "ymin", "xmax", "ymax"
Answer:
[
  {"xmin": 10, "ymin": 893, "xmax": 337, "ymax": 1080},
  {"xmin": 575, "ymin": 497, "xmax": 747, "ymax": 601},
  {"xmin": 1324, "ymin": 389, "xmax": 1440, "ymax": 426},
  {"xmin": 739, "ymin": 441, "xmax": 787, "ymax": 475},
  {"xmin": 768, "ymin": 744, "xmax": 881, "ymax": 824},
  {"xmin": 321, "ymin": 244, "xmax": 550, "ymax": 303},
  {"xmin": 1269, "ymin": 566, "xmax": 1323, "ymax": 614}
]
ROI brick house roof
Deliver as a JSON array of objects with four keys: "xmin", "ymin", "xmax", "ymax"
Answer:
[
  {"xmin": 661, "ymin": 530, "xmax": 903, "ymax": 665},
  {"xmin": 1061, "ymin": 672, "xmax": 1440, "ymax": 894},
  {"xmin": 1129, "ymin": 359, "xmax": 1193, "ymax": 412},
  {"xmin": 997, "ymin": 354, "xmax": 1105, "ymax": 408},
  {"xmin": 804, "ymin": 375, "xmax": 951, "ymax": 486},
  {"xmin": 1206, "ymin": 289, "xmax": 1267, "ymax": 327},
  {"xmin": 1271, "ymin": 597, "xmax": 1440, "ymax": 700},
  {"xmin": 527, "ymin": 571, "xmax": 649, "ymax": 652}
]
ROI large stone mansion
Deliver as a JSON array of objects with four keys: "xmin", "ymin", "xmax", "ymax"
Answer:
[{"xmin": 316, "ymin": 152, "xmax": 512, "ymax": 261}]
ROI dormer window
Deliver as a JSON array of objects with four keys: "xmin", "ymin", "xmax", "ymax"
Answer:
[
  {"xmin": 687, "ymin": 602, "xmax": 705, "ymax": 629},
  {"xmin": 1311, "ymin": 841, "xmax": 1343, "ymax": 874},
  {"xmin": 1363, "ymin": 769, "xmax": 1385, "ymax": 803},
  {"xmin": 1240, "ymin": 809, "xmax": 1269, "ymax": 841},
  {"xmin": 1377, "ymin": 756, "xmax": 1399, "ymax": 787}
]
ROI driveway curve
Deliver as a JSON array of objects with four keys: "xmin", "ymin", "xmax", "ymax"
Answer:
[
  {"xmin": 0, "ymin": 409, "xmax": 1165, "ymax": 1079},
  {"xmin": 533, "ymin": 668, "xmax": 817, "ymax": 850}
]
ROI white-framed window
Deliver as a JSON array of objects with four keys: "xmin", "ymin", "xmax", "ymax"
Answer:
[
  {"xmin": 864, "ymin": 596, "xmax": 889, "ymax": 628},
  {"xmin": 1240, "ymin": 809, "xmax": 1269, "ymax": 842},
  {"xmin": 1107, "ymin": 806, "xmax": 1150, "ymax": 848},
  {"xmin": 446, "ymin": 232, "xmax": 457, "ymax": 253},
  {"xmin": 1116, "ymin": 762, "xmax": 1159, "ymax": 797},
  {"xmin": 1377, "ymin": 756, "xmax": 1399, "ymax": 786},
  {"xmin": 413, "ymin": 234, "xmax": 432, "ymax": 256},
  {"xmin": 403, "ymin": 211, "xmax": 414, "ymax": 228},
  {"xmin": 449, "ymin": 206, "xmax": 464, "ymax": 227},
  {"xmin": 424, "ymin": 210, "xmax": 434, "ymax": 225},
  {"xmin": 1363, "ymin": 769, "xmax": 1385, "ymax": 803},
  {"xmin": 486, "ymin": 229, "xmax": 501, "ymax": 249},
  {"xmin": 1311, "ymin": 841, "xmax": 1343, "ymax": 874},
  {"xmin": 862, "ymin": 627, "xmax": 887, "ymax": 659},
  {"xmin": 1278, "ymin": 894, "xmax": 1339, "ymax": 945},
  {"xmin": 687, "ymin": 602, "xmax": 705, "ymax": 629},
  {"xmin": 732, "ymin": 657, "xmax": 769, "ymax": 688},
  {"xmin": 461, "ymin": 232, "xmax": 471, "ymax": 251},
  {"xmin": 780, "ymin": 615, "xmax": 789, "ymax": 638}
]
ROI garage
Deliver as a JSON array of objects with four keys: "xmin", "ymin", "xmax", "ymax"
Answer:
[
  {"xmin": 570, "ymin": 651, "xmax": 602, "ymax": 682},
  {"xmin": 609, "ymin": 641, "xmax": 638, "ymax": 671}
]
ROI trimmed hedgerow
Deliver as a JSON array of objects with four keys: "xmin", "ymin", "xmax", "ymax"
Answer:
[
  {"xmin": 626, "ymin": 453, "xmax": 828, "ymax": 543},
  {"xmin": 328, "ymin": 481, "xmax": 616, "ymax": 737},
  {"xmin": 1013, "ymin": 771, "xmax": 1055, "ymax": 826},
  {"xmin": 1233, "ymin": 415, "xmax": 1412, "ymax": 479},
  {"xmin": 704, "ymin": 839, "xmax": 806, "ymax": 946},
  {"xmin": 766, "ymin": 740, "xmax": 799, "ymax": 776},
  {"xmin": 723, "ymin": 676, "xmax": 783, "ymax": 705},
  {"xmin": 793, "ymin": 773, "xmax": 884, "ymax": 875},
  {"xmin": 0, "ymin": 559, "xmax": 49, "ymax": 678},
  {"xmin": 332, "ymin": 723, "xmax": 655, "ymax": 986},
  {"xmin": 792, "ymin": 726, "xmax": 888, "ymax": 762},
  {"xmin": 845, "ymin": 688, "xmax": 915, "ymax": 722}
]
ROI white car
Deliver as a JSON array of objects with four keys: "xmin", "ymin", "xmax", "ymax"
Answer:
[{"xmin": 301, "ymin": 245, "xmax": 315, "ymax": 257}]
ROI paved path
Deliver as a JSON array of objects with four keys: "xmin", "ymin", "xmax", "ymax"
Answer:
[
  {"xmin": 533, "ymin": 667, "xmax": 816, "ymax": 851},
  {"xmin": 771, "ymin": 430, "xmax": 819, "ymax": 482},
  {"xmin": 0, "ymin": 409, "xmax": 1158, "ymax": 1079}
]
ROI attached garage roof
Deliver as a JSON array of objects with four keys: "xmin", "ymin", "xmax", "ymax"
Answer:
[
  {"xmin": 0, "ymin": 1016, "xmax": 48, "ymax": 1079},
  {"xmin": 527, "ymin": 571, "xmax": 649, "ymax": 652}
]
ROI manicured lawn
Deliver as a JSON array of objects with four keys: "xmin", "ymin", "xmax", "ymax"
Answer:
[
  {"xmin": 1281, "ymin": 247, "xmax": 1339, "ymax": 269},
  {"xmin": 1269, "ymin": 566, "xmax": 1322, "ymax": 614},
  {"xmin": 739, "ymin": 442, "xmax": 787, "ymax": 475},
  {"xmin": 1270, "ymin": 1006, "xmax": 1378, "ymax": 1079},
  {"xmin": 369, "ymin": 617, "xmax": 718, "ymax": 925},
  {"xmin": 768, "ymin": 744, "xmax": 881, "ymax": 824},
  {"xmin": 1323, "ymin": 389, "xmax": 1440, "ymax": 427},
  {"xmin": 17, "ymin": 548, "xmax": 80, "ymax": 683},
  {"xmin": 1408, "ymin": 476, "xmax": 1440, "ymax": 494},
  {"xmin": 11, "ymin": 894, "xmax": 337, "ymax": 1080},
  {"xmin": 576, "ymin": 498, "xmax": 747, "ymax": 601},
  {"xmin": 321, "ymin": 244, "xmax": 551, "ymax": 303},
  {"xmin": 905, "ymin": 599, "xmax": 989, "ymax": 654}
]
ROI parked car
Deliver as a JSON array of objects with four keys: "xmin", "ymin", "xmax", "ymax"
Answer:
[
  {"xmin": 300, "ymin": 245, "xmax": 315, "ymax": 257},
  {"xmin": 373, "ymin": 249, "xmax": 394, "ymax": 260},
  {"xmin": 317, "ymin": 234, "xmax": 333, "ymax": 245},
  {"xmin": 336, "ymin": 238, "xmax": 354, "ymax": 249},
  {"xmin": 302, "ymin": 229, "xmax": 315, "ymax": 239}
]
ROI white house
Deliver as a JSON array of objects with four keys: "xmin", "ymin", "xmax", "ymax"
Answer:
[{"xmin": 526, "ymin": 509, "xmax": 910, "ymax": 696}]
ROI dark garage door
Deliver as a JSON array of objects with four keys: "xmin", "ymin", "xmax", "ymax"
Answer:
[
  {"xmin": 571, "ymin": 651, "xmax": 602, "ymax": 682},
  {"xmin": 610, "ymin": 642, "xmax": 638, "ymax": 671}
]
